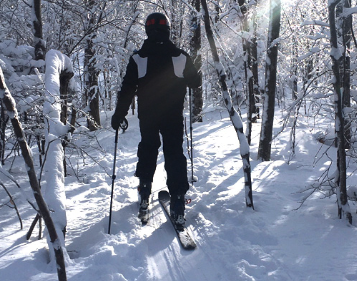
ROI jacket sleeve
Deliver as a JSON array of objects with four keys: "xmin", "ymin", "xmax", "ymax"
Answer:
[
  {"xmin": 114, "ymin": 56, "xmax": 138, "ymax": 118},
  {"xmin": 183, "ymin": 54, "xmax": 201, "ymax": 89}
]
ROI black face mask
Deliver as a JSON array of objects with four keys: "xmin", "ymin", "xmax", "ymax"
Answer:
[{"xmin": 147, "ymin": 29, "xmax": 170, "ymax": 43}]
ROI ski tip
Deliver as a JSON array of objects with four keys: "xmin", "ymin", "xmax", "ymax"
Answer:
[
  {"xmin": 180, "ymin": 239, "xmax": 196, "ymax": 250},
  {"xmin": 158, "ymin": 190, "xmax": 170, "ymax": 200},
  {"xmin": 185, "ymin": 244, "xmax": 196, "ymax": 250}
]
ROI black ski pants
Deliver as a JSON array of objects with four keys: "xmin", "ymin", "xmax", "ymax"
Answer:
[{"xmin": 135, "ymin": 116, "xmax": 189, "ymax": 196}]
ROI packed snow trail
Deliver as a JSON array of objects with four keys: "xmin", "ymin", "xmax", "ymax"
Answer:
[
  {"xmin": 64, "ymin": 110, "xmax": 290, "ymax": 281},
  {"xmin": 2, "ymin": 108, "xmax": 357, "ymax": 280}
]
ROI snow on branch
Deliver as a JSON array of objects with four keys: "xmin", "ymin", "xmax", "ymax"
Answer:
[
  {"xmin": 43, "ymin": 49, "xmax": 74, "ymax": 265},
  {"xmin": 342, "ymin": 7, "xmax": 357, "ymax": 17},
  {"xmin": 301, "ymin": 20, "xmax": 330, "ymax": 28},
  {"xmin": 44, "ymin": 50, "xmax": 73, "ymax": 127}
]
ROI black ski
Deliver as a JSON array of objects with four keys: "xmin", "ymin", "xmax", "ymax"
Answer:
[{"xmin": 158, "ymin": 191, "xmax": 196, "ymax": 250}]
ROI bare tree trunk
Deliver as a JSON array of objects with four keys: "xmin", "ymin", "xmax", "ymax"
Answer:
[
  {"xmin": 69, "ymin": 107, "xmax": 77, "ymax": 134},
  {"xmin": 170, "ymin": 0, "xmax": 184, "ymax": 45},
  {"xmin": 201, "ymin": 0, "xmax": 254, "ymax": 209},
  {"xmin": 190, "ymin": 0, "xmax": 203, "ymax": 123},
  {"xmin": 27, "ymin": 213, "xmax": 41, "ymax": 240},
  {"xmin": 60, "ymin": 70, "xmax": 74, "ymax": 176},
  {"xmin": 251, "ymin": 8, "xmax": 260, "ymax": 120},
  {"xmin": 85, "ymin": 0, "xmax": 100, "ymax": 131},
  {"xmin": 242, "ymin": 2, "xmax": 251, "ymax": 142},
  {"xmin": 122, "ymin": 10, "xmax": 139, "ymax": 116},
  {"xmin": 336, "ymin": 0, "xmax": 352, "ymax": 149},
  {"xmin": 291, "ymin": 36, "xmax": 298, "ymax": 100},
  {"xmin": 60, "ymin": 71, "xmax": 74, "ymax": 124},
  {"xmin": 329, "ymin": 0, "xmax": 352, "ymax": 224},
  {"xmin": 0, "ymin": 67, "xmax": 67, "ymax": 281},
  {"xmin": 0, "ymin": 101, "xmax": 8, "ymax": 165},
  {"xmin": 257, "ymin": 0, "xmax": 281, "ymax": 161},
  {"xmin": 33, "ymin": 0, "xmax": 46, "ymax": 61},
  {"xmin": 243, "ymin": 2, "xmax": 259, "ymax": 144},
  {"xmin": 214, "ymin": 0, "xmax": 220, "ymax": 24},
  {"xmin": 33, "ymin": 0, "xmax": 46, "ymax": 172}
]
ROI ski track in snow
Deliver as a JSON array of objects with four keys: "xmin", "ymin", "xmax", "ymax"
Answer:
[{"xmin": 1, "ymin": 108, "xmax": 357, "ymax": 280}]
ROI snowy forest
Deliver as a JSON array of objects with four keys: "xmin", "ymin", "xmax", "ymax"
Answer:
[{"xmin": 1, "ymin": 0, "xmax": 357, "ymax": 280}]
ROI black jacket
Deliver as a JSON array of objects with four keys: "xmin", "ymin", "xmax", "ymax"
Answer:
[{"xmin": 114, "ymin": 39, "xmax": 201, "ymax": 121}]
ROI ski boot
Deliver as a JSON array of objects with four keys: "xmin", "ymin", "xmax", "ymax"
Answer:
[
  {"xmin": 138, "ymin": 180, "xmax": 151, "ymax": 222},
  {"xmin": 170, "ymin": 194, "xmax": 186, "ymax": 231}
]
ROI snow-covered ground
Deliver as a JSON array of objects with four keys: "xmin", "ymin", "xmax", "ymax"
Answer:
[{"xmin": 1, "ymin": 106, "xmax": 357, "ymax": 281}]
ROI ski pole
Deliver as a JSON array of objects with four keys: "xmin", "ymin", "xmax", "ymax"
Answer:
[
  {"xmin": 188, "ymin": 88, "xmax": 197, "ymax": 183},
  {"xmin": 108, "ymin": 119, "xmax": 128, "ymax": 234},
  {"xmin": 108, "ymin": 128, "xmax": 119, "ymax": 234}
]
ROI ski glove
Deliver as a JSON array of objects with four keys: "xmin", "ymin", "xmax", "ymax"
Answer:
[{"xmin": 111, "ymin": 114, "xmax": 128, "ymax": 132}]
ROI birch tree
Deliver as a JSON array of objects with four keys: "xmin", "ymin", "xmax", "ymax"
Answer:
[
  {"xmin": 0, "ymin": 102, "xmax": 7, "ymax": 165},
  {"xmin": 201, "ymin": 0, "xmax": 254, "ymax": 209},
  {"xmin": 328, "ymin": 0, "xmax": 352, "ymax": 224}
]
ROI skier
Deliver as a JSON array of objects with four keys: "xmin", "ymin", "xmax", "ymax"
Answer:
[{"xmin": 111, "ymin": 12, "xmax": 201, "ymax": 228}]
